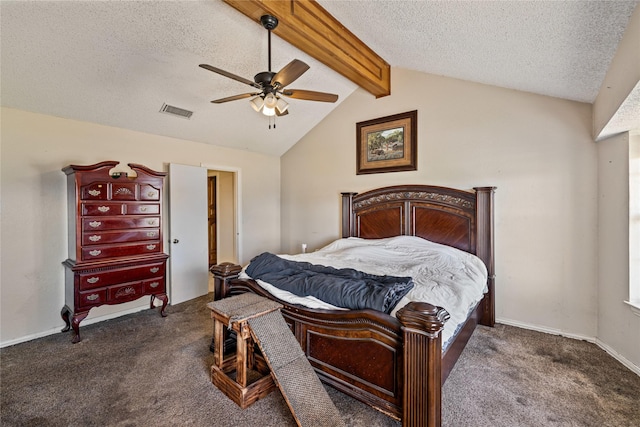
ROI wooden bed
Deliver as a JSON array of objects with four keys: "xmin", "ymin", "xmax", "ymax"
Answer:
[{"xmin": 211, "ymin": 184, "xmax": 495, "ymax": 427}]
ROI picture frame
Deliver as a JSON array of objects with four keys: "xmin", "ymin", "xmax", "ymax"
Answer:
[{"xmin": 356, "ymin": 110, "xmax": 417, "ymax": 175}]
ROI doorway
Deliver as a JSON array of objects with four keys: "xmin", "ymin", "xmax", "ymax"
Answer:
[
  {"xmin": 207, "ymin": 169, "xmax": 236, "ymax": 263},
  {"xmin": 206, "ymin": 169, "xmax": 238, "ymax": 292}
]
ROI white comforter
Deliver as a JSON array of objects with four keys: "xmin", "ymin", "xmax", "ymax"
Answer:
[{"xmin": 239, "ymin": 235, "xmax": 488, "ymax": 346}]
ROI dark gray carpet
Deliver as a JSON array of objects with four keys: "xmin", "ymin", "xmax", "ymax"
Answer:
[{"xmin": 1, "ymin": 294, "xmax": 639, "ymax": 426}]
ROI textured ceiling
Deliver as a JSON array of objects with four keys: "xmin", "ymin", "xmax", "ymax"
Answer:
[
  {"xmin": 1, "ymin": 1, "xmax": 638, "ymax": 156},
  {"xmin": 323, "ymin": 0, "xmax": 637, "ymax": 103}
]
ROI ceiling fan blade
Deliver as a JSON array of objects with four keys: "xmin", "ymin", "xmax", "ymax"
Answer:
[
  {"xmin": 211, "ymin": 93, "xmax": 260, "ymax": 104},
  {"xmin": 199, "ymin": 64, "xmax": 260, "ymax": 89},
  {"xmin": 271, "ymin": 59, "xmax": 310, "ymax": 88},
  {"xmin": 276, "ymin": 109, "xmax": 289, "ymax": 117},
  {"xmin": 281, "ymin": 89, "xmax": 338, "ymax": 103}
]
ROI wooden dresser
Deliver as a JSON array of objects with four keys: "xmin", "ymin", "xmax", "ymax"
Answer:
[{"xmin": 61, "ymin": 161, "xmax": 169, "ymax": 343}]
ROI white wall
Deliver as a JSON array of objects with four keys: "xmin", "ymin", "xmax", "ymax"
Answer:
[
  {"xmin": 597, "ymin": 132, "xmax": 640, "ymax": 370},
  {"xmin": 0, "ymin": 107, "xmax": 281, "ymax": 345},
  {"xmin": 281, "ymin": 67, "xmax": 599, "ymax": 340}
]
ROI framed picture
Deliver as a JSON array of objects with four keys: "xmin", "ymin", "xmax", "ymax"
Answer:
[{"xmin": 356, "ymin": 110, "xmax": 417, "ymax": 175}]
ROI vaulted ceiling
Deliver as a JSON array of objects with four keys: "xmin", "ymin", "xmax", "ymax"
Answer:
[{"xmin": 1, "ymin": 1, "xmax": 638, "ymax": 156}]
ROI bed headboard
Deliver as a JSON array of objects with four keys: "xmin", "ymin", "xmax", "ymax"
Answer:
[{"xmin": 341, "ymin": 184, "xmax": 496, "ymax": 325}]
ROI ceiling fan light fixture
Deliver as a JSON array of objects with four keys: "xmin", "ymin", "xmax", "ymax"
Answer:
[
  {"xmin": 262, "ymin": 105, "xmax": 276, "ymax": 116},
  {"xmin": 263, "ymin": 93, "xmax": 278, "ymax": 109},
  {"xmin": 250, "ymin": 96, "xmax": 264, "ymax": 112},
  {"xmin": 276, "ymin": 98, "xmax": 289, "ymax": 114}
]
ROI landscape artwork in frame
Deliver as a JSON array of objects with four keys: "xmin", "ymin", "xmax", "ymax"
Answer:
[{"xmin": 356, "ymin": 110, "xmax": 417, "ymax": 175}]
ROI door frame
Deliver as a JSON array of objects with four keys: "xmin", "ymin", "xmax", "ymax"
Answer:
[{"xmin": 207, "ymin": 175, "xmax": 217, "ymax": 267}]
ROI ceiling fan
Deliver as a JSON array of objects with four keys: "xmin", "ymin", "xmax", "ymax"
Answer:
[{"xmin": 199, "ymin": 14, "xmax": 338, "ymax": 121}]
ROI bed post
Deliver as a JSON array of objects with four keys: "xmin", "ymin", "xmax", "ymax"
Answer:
[
  {"xmin": 208, "ymin": 263, "xmax": 243, "ymax": 353},
  {"xmin": 341, "ymin": 192, "xmax": 357, "ymax": 238},
  {"xmin": 474, "ymin": 187, "xmax": 496, "ymax": 327},
  {"xmin": 397, "ymin": 302, "xmax": 450, "ymax": 427},
  {"xmin": 210, "ymin": 262, "xmax": 242, "ymax": 301}
]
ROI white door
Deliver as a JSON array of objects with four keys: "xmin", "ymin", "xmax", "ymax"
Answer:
[{"xmin": 168, "ymin": 163, "xmax": 209, "ymax": 304}]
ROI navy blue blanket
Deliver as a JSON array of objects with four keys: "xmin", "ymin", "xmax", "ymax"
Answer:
[{"xmin": 245, "ymin": 252, "xmax": 414, "ymax": 314}]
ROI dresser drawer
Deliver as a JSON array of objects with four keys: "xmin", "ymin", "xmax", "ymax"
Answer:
[
  {"xmin": 143, "ymin": 277, "xmax": 165, "ymax": 293},
  {"xmin": 78, "ymin": 262, "xmax": 165, "ymax": 290},
  {"xmin": 82, "ymin": 203, "xmax": 124, "ymax": 216},
  {"xmin": 111, "ymin": 183, "xmax": 137, "ymax": 201},
  {"xmin": 82, "ymin": 216, "xmax": 159, "ymax": 231},
  {"xmin": 124, "ymin": 203, "xmax": 160, "ymax": 215},
  {"xmin": 81, "ymin": 183, "xmax": 109, "ymax": 200},
  {"xmin": 108, "ymin": 282, "xmax": 143, "ymax": 303},
  {"xmin": 81, "ymin": 242, "xmax": 162, "ymax": 261},
  {"xmin": 140, "ymin": 184, "xmax": 161, "ymax": 201},
  {"xmin": 78, "ymin": 289, "xmax": 108, "ymax": 309},
  {"xmin": 82, "ymin": 229, "xmax": 160, "ymax": 246}
]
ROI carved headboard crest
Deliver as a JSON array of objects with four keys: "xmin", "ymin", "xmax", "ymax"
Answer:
[{"xmin": 353, "ymin": 191, "xmax": 473, "ymax": 210}]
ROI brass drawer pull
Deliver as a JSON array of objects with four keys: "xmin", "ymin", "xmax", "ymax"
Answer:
[
  {"xmin": 88, "ymin": 190, "xmax": 101, "ymax": 197},
  {"xmin": 89, "ymin": 250, "xmax": 102, "ymax": 256},
  {"xmin": 89, "ymin": 221, "xmax": 102, "ymax": 228},
  {"xmin": 98, "ymin": 206, "xmax": 110, "ymax": 212},
  {"xmin": 149, "ymin": 282, "xmax": 160, "ymax": 288},
  {"xmin": 147, "ymin": 191, "xmax": 156, "ymax": 198},
  {"xmin": 140, "ymin": 206, "xmax": 147, "ymax": 212},
  {"xmin": 87, "ymin": 277, "xmax": 100, "ymax": 284},
  {"xmin": 146, "ymin": 244, "xmax": 157, "ymax": 250},
  {"xmin": 147, "ymin": 219, "xmax": 156, "ymax": 225},
  {"xmin": 89, "ymin": 235, "xmax": 101, "ymax": 242},
  {"xmin": 146, "ymin": 231, "xmax": 156, "ymax": 237},
  {"xmin": 150, "ymin": 267, "xmax": 160, "ymax": 273},
  {"xmin": 86, "ymin": 294, "xmax": 99, "ymax": 301}
]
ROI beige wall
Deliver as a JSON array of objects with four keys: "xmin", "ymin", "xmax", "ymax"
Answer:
[
  {"xmin": 0, "ymin": 107, "xmax": 281, "ymax": 345},
  {"xmin": 596, "ymin": 132, "xmax": 640, "ymax": 369},
  {"xmin": 282, "ymin": 68, "xmax": 599, "ymax": 340}
]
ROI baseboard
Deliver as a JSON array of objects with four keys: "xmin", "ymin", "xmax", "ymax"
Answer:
[
  {"xmin": 0, "ymin": 305, "xmax": 151, "ymax": 348},
  {"xmin": 594, "ymin": 338, "xmax": 640, "ymax": 377},
  {"xmin": 496, "ymin": 317, "xmax": 640, "ymax": 377},
  {"xmin": 496, "ymin": 317, "xmax": 595, "ymax": 341}
]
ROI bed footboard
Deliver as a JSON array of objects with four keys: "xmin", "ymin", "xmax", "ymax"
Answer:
[{"xmin": 212, "ymin": 265, "xmax": 450, "ymax": 427}]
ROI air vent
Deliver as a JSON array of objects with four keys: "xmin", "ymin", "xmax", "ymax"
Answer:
[{"xmin": 160, "ymin": 103, "xmax": 193, "ymax": 119}]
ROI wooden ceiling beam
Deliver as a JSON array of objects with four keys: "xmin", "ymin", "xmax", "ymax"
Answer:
[{"xmin": 223, "ymin": 0, "xmax": 391, "ymax": 98}]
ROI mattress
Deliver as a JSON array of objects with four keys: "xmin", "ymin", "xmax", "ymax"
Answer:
[{"xmin": 240, "ymin": 235, "xmax": 488, "ymax": 347}]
